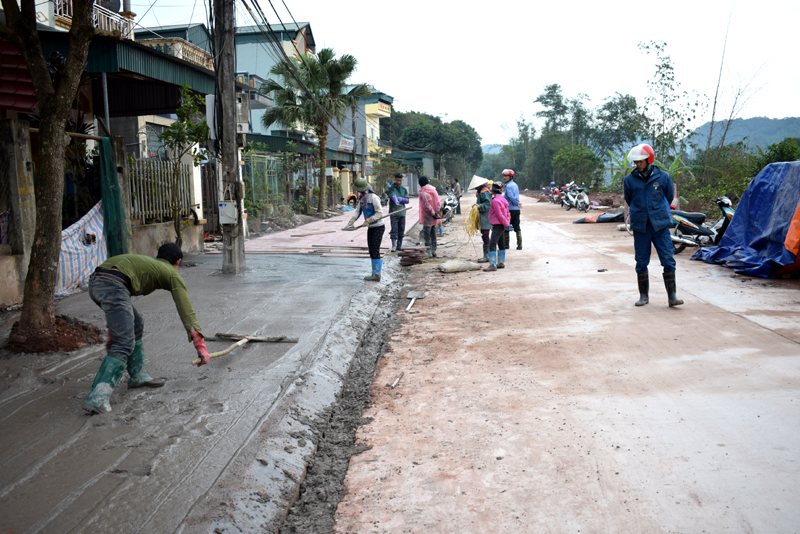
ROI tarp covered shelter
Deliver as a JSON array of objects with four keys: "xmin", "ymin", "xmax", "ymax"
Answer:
[{"xmin": 692, "ymin": 161, "xmax": 800, "ymax": 277}]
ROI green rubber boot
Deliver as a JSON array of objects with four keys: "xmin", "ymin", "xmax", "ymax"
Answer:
[
  {"xmin": 127, "ymin": 340, "xmax": 165, "ymax": 388},
  {"xmin": 477, "ymin": 245, "xmax": 490, "ymax": 263},
  {"xmin": 84, "ymin": 356, "xmax": 126, "ymax": 414}
]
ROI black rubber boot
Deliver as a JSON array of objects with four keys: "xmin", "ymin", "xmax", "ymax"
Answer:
[
  {"xmin": 516, "ymin": 230, "xmax": 522, "ymax": 250},
  {"xmin": 635, "ymin": 271, "xmax": 649, "ymax": 306},
  {"xmin": 663, "ymin": 271, "xmax": 684, "ymax": 307}
]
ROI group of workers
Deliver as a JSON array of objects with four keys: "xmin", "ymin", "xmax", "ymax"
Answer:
[{"xmin": 82, "ymin": 141, "xmax": 679, "ymax": 415}]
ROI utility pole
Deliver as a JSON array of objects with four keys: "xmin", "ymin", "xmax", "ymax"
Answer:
[{"xmin": 216, "ymin": 0, "xmax": 245, "ymax": 273}]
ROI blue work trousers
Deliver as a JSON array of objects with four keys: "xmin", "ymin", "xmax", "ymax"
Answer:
[
  {"xmin": 633, "ymin": 221, "xmax": 676, "ymax": 274},
  {"xmin": 88, "ymin": 274, "xmax": 143, "ymax": 364}
]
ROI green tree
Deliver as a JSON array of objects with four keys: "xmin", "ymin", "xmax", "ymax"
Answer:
[
  {"xmin": 552, "ymin": 145, "xmax": 603, "ymax": 189},
  {"xmin": 2, "ymin": 0, "xmax": 95, "ymax": 345},
  {"xmin": 157, "ymin": 86, "xmax": 209, "ymax": 249},
  {"xmin": 534, "ymin": 84, "xmax": 569, "ymax": 133},
  {"xmin": 748, "ymin": 138, "xmax": 800, "ymax": 177},
  {"xmin": 592, "ymin": 93, "xmax": 646, "ymax": 156},
  {"xmin": 260, "ymin": 48, "xmax": 371, "ymax": 213}
]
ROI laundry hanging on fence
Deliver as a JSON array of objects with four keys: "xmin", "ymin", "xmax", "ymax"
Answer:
[{"xmin": 56, "ymin": 201, "xmax": 107, "ymax": 298}]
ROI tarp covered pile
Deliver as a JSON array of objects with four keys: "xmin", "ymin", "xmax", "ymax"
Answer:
[{"xmin": 692, "ymin": 161, "xmax": 800, "ymax": 277}]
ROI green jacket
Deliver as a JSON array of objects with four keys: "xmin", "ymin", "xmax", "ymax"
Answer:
[
  {"xmin": 386, "ymin": 184, "xmax": 409, "ymax": 216},
  {"xmin": 99, "ymin": 254, "xmax": 202, "ymax": 341},
  {"xmin": 477, "ymin": 189, "xmax": 492, "ymax": 230}
]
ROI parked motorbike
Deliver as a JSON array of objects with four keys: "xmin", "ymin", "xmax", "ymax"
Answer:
[
  {"xmin": 561, "ymin": 182, "xmax": 590, "ymax": 212},
  {"xmin": 670, "ymin": 197, "xmax": 736, "ymax": 254},
  {"xmin": 549, "ymin": 187, "xmax": 561, "ymax": 204},
  {"xmin": 440, "ymin": 191, "xmax": 459, "ymax": 224}
]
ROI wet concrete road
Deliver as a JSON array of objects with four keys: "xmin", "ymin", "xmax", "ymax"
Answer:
[
  {"xmin": 0, "ymin": 248, "xmax": 397, "ymax": 533},
  {"xmin": 334, "ymin": 198, "xmax": 800, "ymax": 533}
]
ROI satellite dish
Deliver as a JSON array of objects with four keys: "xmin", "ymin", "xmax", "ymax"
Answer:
[{"xmin": 96, "ymin": 0, "xmax": 121, "ymax": 13}]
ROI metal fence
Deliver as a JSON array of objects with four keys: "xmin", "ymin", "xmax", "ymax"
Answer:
[
  {"xmin": 241, "ymin": 154, "xmax": 280, "ymax": 208},
  {"xmin": 129, "ymin": 159, "xmax": 193, "ymax": 223}
]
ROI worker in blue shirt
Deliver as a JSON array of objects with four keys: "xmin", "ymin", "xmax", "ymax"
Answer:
[{"xmin": 502, "ymin": 169, "xmax": 522, "ymax": 250}]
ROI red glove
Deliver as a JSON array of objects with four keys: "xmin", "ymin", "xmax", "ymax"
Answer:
[{"xmin": 191, "ymin": 331, "xmax": 210, "ymax": 366}]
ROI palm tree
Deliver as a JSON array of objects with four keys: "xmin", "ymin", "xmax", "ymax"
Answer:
[{"xmin": 260, "ymin": 48, "xmax": 371, "ymax": 213}]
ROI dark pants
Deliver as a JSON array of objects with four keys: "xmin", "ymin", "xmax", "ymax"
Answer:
[
  {"xmin": 509, "ymin": 210, "xmax": 521, "ymax": 232},
  {"xmin": 456, "ymin": 197, "xmax": 462, "ymax": 215},
  {"xmin": 480, "ymin": 229, "xmax": 490, "ymax": 246},
  {"xmin": 633, "ymin": 221, "xmax": 676, "ymax": 273},
  {"xmin": 390, "ymin": 215, "xmax": 406, "ymax": 247},
  {"xmin": 88, "ymin": 274, "xmax": 142, "ymax": 364},
  {"xmin": 489, "ymin": 224, "xmax": 506, "ymax": 253},
  {"xmin": 367, "ymin": 225, "xmax": 385, "ymax": 259},
  {"xmin": 423, "ymin": 225, "xmax": 438, "ymax": 252}
]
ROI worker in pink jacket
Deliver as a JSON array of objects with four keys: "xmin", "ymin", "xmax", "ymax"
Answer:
[
  {"xmin": 485, "ymin": 182, "xmax": 511, "ymax": 271},
  {"xmin": 417, "ymin": 176, "xmax": 441, "ymax": 258}
]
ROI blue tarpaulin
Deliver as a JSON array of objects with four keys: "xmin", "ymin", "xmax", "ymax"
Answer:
[{"xmin": 691, "ymin": 161, "xmax": 800, "ymax": 277}]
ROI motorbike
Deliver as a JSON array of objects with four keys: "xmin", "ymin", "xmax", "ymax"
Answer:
[
  {"xmin": 561, "ymin": 182, "xmax": 590, "ymax": 212},
  {"xmin": 670, "ymin": 197, "xmax": 736, "ymax": 254},
  {"xmin": 440, "ymin": 191, "xmax": 459, "ymax": 224},
  {"xmin": 549, "ymin": 187, "xmax": 561, "ymax": 204}
]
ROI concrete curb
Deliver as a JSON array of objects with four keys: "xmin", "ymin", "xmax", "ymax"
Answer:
[{"xmin": 181, "ymin": 260, "xmax": 403, "ymax": 533}]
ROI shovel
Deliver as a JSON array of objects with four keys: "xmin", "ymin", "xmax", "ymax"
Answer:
[
  {"xmin": 191, "ymin": 332, "xmax": 299, "ymax": 365},
  {"xmin": 405, "ymin": 290, "xmax": 425, "ymax": 311},
  {"xmin": 341, "ymin": 206, "xmax": 412, "ymax": 231}
]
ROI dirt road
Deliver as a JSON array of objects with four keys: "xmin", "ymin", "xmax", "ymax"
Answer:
[{"xmin": 333, "ymin": 199, "xmax": 800, "ymax": 533}]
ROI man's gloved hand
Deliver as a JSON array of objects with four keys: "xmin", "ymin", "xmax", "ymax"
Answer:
[
  {"xmin": 191, "ymin": 330, "xmax": 210, "ymax": 367},
  {"xmin": 433, "ymin": 212, "xmax": 441, "ymax": 220},
  {"xmin": 364, "ymin": 216, "xmax": 375, "ymax": 224},
  {"xmin": 391, "ymin": 195, "xmax": 399, "ymax": 205},
  {"xmin": 399, "ymin": 197, "xmax": 409, "ymax": 204},
  {"xmin": 507, "ymin": 225, "xmax": 513, "ymax": 232}
]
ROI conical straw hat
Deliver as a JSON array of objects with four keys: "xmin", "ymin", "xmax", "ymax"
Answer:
[{"xmin": 467, "ymin": 175, "xmax": 489, "ymax": 191}]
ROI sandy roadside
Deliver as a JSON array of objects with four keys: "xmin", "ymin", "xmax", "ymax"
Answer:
[{"xmin": 333, "ymin": 198, "xmax": 800, "ymax": 533}]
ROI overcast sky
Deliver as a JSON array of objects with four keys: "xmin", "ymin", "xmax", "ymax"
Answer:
[{"xmin": 135, "ymin": 0, "xmax": 800, "ymax": 146}]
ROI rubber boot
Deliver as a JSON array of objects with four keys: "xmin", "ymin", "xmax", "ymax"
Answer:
[
  {"xmin": 504, "ymin": 229, "xmax": 510, "ymax": 251},
  {"xmin": 483, "ymin": 251, "xmax": 497, "ymax": 272},
  {"xmin": 635, "ymin": 271, "xmax": 649, "ymax": 306},
  {"xmin": 127, "ymin": 340, "xmax": 165, "ymax": 389},
  {"xmin": 390, "ymin": 238, "xmax": 397, "ymax": 253},
  {"xmin": 84, "ymin": 356, "xmax": 126, "ymax": 414},
  {"xmin": 364, "ymin": 259, "xmax": 381, "ymax": 282},
  {"xmin": 477, "ymin": 244, "xmax": 490, "ymax": 263},
  {"xmin": 397, "ymin": 237, "xmax": 403, "ymax": 251},
  {"xmin": 497, "ymin": 250, "xmax": 506, "ymax": 269},
  {"xmin": 663, "ymin": 271, "xmax": 684, "ymax": 307},
  {"xmin": 439, "ymin": 225, "xmax": 444, "ymax": 236},
  {"xmin": 516, "ymin": 230, "xmax": 522, "ymax": 250}
]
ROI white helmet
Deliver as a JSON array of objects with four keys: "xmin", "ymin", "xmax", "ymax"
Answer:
[{"xmin": 627, "ymin": 144, "xmax": 655, "ymax": 164}]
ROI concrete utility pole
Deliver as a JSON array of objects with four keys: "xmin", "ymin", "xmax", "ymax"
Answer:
[{"xmin": 216, "ymin": 0, "xmax": 245, "ymax": 273}]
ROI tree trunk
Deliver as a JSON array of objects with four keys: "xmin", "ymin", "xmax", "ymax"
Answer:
[
  {"xmin": 18, "ymin": 114, "xmax": 69, "ymax": 331},
  {"xmin": 317, "ymin": 128, "xmax": 327, "ymax": 214}
]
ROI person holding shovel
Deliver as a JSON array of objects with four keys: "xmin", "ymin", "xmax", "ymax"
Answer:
[
  {"xmin": 386, "ymin": 173, "xmax": 410, "ymax": 252},
  {"xmin": 345, "ymin": 177, "xmax": 386, "ymax": 281},
  {"xmin": 473, "ymin": 178, "xmax": 492, "ymax": 263},
  {"xmin": 84, "ymin": 243, "xmax": 210, "ymax": 415}
]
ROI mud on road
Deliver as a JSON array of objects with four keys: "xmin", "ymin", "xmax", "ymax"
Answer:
[{"xmin": 278, "ymin": 279, "xmax": 403, "ymax": 534}]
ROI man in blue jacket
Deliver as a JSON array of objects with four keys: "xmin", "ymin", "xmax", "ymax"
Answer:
[
  {"xmin": 623, "ymin": 143, "xmax": 683, "ymax": 307},
  {"xmin": 386, "ymin": 173, "xmax": 409, "ymax": 252},
  {"xmin": 502, "ymin": 169, "xmax": 522, "ymax": 249}
]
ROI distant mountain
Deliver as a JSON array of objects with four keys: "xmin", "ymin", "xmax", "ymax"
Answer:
[
  {"xmin": 690, "ymin": 117, "xmax": 800, "ymax": 151},
  {"xmin": 482, "ymin": 144, "xmax": 502, "ymax": 155}
]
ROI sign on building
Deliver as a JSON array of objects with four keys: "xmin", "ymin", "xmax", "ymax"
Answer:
[
  {"xmin": 338, "ymin": 135, "xmax": 355, "ymax": 152},
  {"xmin": 365, "ymin": 161, "xmax": 373, "ymax": 176}
]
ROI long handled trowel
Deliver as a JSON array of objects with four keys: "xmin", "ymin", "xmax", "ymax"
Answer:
[
  {"xmin": 341, "ymin": 206, "xmax": 412, "ymax": 231},
  {"xmin": 191, "ymin": 333, "xmax": 299, "ymax": 365}
]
